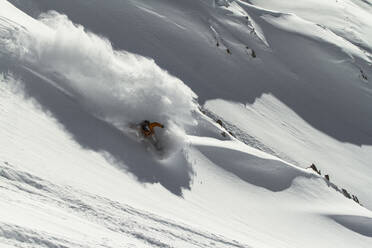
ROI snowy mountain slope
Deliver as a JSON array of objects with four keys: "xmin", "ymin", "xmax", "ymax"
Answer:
[
  {"xmin": 2, "ymin": 75, "xmax": 372, "ymax": 247},
  {"xmin": 10, "ymin": 0, "xmax": 372, "ymax": 146},
  {"xmin": 205, "ymin": 94, "xmax": 372, "ymax": 208},
  {"xmin": 1, "ymin": 0, "xmax": 372, "ymax": 247},
  {"xmin": 249, "ymin": 0, "xmax": 372, "ymax": 54}
]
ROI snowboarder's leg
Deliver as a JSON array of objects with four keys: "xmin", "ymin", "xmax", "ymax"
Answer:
[{"xmin": 148, "ymin": 135, "xmax": 162, "ymax": 150}]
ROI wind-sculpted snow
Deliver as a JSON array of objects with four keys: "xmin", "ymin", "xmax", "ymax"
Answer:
[
  {"xmin": 328, "ymin": 215, "xmax": 372, "ymax": 238},
  {"xmin": 190, "ymin": 136, "xmax": 313, "ymax": 192},
  {"xmin": 2, "ymin": 1, "xmax": 372, "ymax": 247},
  {"xmin": 205, "ymin": 95, "xmax": 372, "ymax": 208},
  {"xmin": 0, "ymin": 10, "xmax": 198, "ymax": 152},
  {"xmin": 0, "ymin": 162, "xmax": 250, "ymax": 248},
  {"xmin": 249, "ymin": 0, "xmax": 372, "ymax": 54}
]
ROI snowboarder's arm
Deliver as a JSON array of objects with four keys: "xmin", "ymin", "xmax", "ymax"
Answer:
[{"xmin": 149, "ymin": 122, "xmax": 164, "ymax": 129}]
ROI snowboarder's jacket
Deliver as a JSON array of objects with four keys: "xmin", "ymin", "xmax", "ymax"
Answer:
[{"xmin": 141, "ymin": 121, "xmax": 164, "ymax": 137}]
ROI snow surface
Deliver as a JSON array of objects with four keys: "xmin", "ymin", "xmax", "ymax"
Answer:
[{"xmin": 1, "ymin": 0, "xmax": 372, "ymax": 247}]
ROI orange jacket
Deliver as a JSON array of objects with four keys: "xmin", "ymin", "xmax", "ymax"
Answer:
[{"xmin": 143, "ymin": 122, "xmax": 164, "ymax": 136}]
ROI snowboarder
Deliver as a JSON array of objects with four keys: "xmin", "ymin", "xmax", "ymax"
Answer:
[
  {"xmin": 140, "ymin": 120, "xmax": 164, "ymax": 137},
  {"xmin": 139, "ymin": 120, "xmax": 165, "ymax": 150}
]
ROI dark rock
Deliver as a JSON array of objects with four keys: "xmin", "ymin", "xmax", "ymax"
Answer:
[
  {"xmin": 228, "ymin": 131, "xmax": 235, "ymax": 137},
  {"xmin": 307, "ymin": 163, "xmax": 321, "ymax": 175},
  {"xmin": 342, "ymin": 188, "xmax": 351, "ymax": 199},
  {"xmin": 251, "ymin": 49, "xmax": 256, "ymax": 58}
]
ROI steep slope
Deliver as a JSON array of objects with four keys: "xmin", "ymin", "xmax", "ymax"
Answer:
[
  {"xmin": 9, "ymin": 0, "xmax": 372, "ymax": 144},
  {"xmin": 1, "ymin": 0, "xmax": 372, "ymax": 247},
  {"xmin": 205, "ymin": 94, "xmax": 372, "ymax": 208},
  {"xmin": 249, "ymin": 0, "xmax": 372, "ymax": 53},
  {"xmin": 8, "ymin": 1, "xmax": 372, "ymax": 200},
  {"xmin": 2, "ymin": 74, "xmax": 372, "ymax": 247}
]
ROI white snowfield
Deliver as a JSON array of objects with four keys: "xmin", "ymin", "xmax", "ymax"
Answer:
[{"xmin": 1, "ymin": 0, "xmax": 372, "ymax": 247}]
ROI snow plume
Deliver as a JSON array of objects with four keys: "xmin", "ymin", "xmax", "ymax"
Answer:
[{"xmin": 3, "ymin": 11, "xmax": 198, "ymax": 150}]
